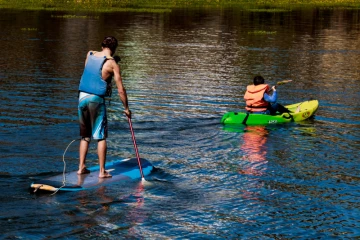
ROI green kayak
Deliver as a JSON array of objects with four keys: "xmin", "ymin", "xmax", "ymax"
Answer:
[{"xmin": 221, "ymin": 100, "xmax": 319, "ymax": 125}]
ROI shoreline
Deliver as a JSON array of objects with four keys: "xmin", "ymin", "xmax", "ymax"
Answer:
[{"xmin": 1, "ymin": 0, "xmax": 359, "ymax": 12}]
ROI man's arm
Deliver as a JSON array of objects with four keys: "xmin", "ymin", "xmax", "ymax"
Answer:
[
  {"xmin": 264, "ymin": 86, "xmax": 277, "ymax": 103},
  {"xmin": 112, "ymin": 62, "xmax": 131, "ymax": 118}
]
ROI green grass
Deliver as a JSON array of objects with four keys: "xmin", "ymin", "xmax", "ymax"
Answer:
[{"xmin": 0, "ymin": 0, "xmax": 359, "ymax": 12}]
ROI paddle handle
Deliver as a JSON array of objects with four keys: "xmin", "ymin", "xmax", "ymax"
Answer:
[{"xmin": 127, "ymin": 117, "xmax": 145, "ymax": 180}]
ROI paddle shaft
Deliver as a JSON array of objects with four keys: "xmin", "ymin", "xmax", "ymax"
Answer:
[{"xmin": 127, "ymin": 117, "xmax": 145, "ymax": 180}]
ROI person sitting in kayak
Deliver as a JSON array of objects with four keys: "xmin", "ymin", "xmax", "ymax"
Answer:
[{"xmin": 244, "ymin": 75, "xmax": 290, "ymax": 115}]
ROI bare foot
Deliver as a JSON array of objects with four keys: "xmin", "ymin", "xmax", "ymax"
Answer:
[
  {"xmin": 99, "ymin": 171, "xmax": 112, "ymax": 178},
  {"xmin": 77, "ymin": 168, "xmax": 90, "ymax": 175}
]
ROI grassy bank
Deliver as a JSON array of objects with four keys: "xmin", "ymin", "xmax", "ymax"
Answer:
[{"xmin": 0, "ymin": 0, "xmax": 359, "ymax": 12}]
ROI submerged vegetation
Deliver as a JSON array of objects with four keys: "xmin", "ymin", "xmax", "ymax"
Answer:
[{"xmin": 0, "ymin": 0, "xmax": 359, "ymax": 12}]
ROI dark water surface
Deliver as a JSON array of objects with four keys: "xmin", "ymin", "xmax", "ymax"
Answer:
[{"xmin": 1, "ymin": 7, "xmax": 360, "ymax": 239}]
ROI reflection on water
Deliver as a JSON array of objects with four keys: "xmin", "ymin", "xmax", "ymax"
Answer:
[
  {"xmin": 1, "ymin": 7, "xmax": 360, "ymax": 239},
  {"xmin": 239, "ymin": 126, "xmax": 268, "ymax": 176},
  {"xmin": 72, "ymin": 182, "xmax": 147, "ymax": 237}
]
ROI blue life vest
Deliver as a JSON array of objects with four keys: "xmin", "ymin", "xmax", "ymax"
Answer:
[{"xmin": 79, "ymin": 52, "xmax": 110, "ymax": 97}]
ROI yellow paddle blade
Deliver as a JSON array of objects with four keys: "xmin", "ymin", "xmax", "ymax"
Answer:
[{"xmin": 277, "ymin": 80, "xmax": 293, "ymax": 85}]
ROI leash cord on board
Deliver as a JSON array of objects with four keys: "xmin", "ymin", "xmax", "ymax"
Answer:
[{"xmin": 50, "ymin": 139, "xmax": 80, "ymax": 195}]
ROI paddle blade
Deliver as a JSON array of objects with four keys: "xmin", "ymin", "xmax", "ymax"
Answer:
[{"xmin": 277, "ymin": 80, "xmax": 293, "ymax": 85}]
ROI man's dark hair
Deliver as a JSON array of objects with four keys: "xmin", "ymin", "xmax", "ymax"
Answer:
[
  {"xmin": 253, "ymin": 76, "xmax": 265, "ymax": 85},
  {"xmin": 101, "ymin": 36, "xmax": 118, "ymax": 54}
]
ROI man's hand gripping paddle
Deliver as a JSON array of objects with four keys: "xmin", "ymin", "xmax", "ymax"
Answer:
[
  {"xmin": 127, "ymin": 115, "xmax": 146, "ymax": 182},
  {"xmin": 270, "ymin": 79, "xmax": 293, "ymax": 92}
]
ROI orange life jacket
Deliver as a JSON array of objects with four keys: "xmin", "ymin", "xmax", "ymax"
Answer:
[{"xmin": 244, "ymin": 84, "xmax": 270, "ymax": 112}]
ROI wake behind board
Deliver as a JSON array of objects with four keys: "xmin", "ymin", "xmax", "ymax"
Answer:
[{"xmin": 30, "ymin": 158, "xmax": 153, "ymax": 192}]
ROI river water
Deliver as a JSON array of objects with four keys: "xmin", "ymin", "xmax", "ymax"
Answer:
[{"xmin": 0, "ymin": 7, "xmax": 359, "ymax": 239}]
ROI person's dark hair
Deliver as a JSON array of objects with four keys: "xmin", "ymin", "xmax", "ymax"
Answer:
[
  {"xmin": 253, "ymin": 76, "xmax": 265, "ymax": 85},
  {"xmin": 101, "ymin": 36, "xmax": 118, "ymax": 55}
]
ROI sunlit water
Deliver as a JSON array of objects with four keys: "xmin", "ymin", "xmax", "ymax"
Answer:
[{"xmin": 0, "ymin": 7, "xmax": 359, "ymax": 239}]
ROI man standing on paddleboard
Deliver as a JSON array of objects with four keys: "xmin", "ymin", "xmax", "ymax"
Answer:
[{"xmin": 77, "ymin": 36, "xmax": 131, "ymax": 178}]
